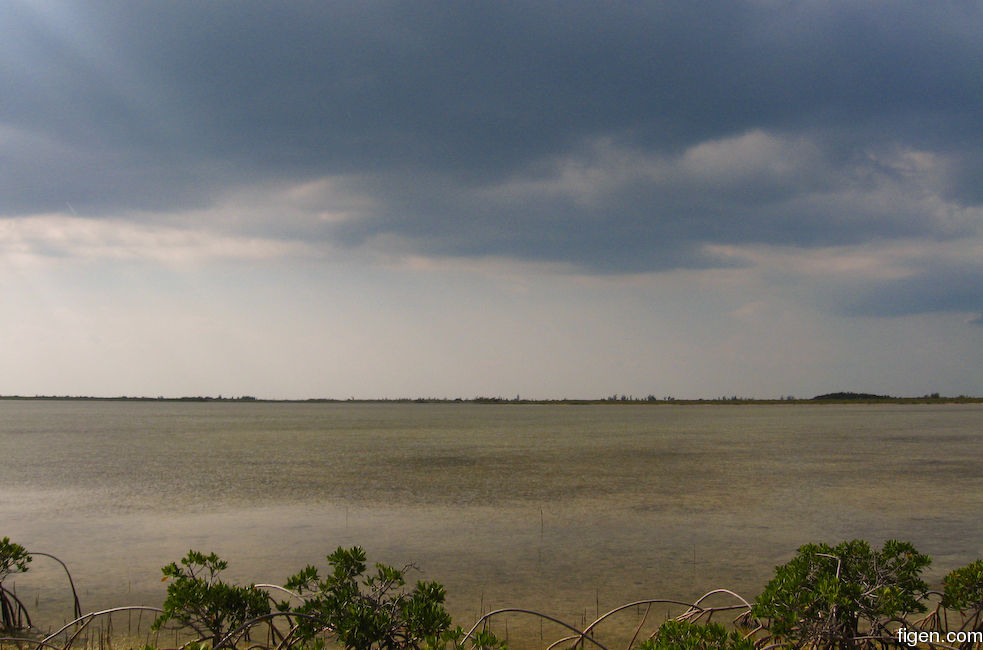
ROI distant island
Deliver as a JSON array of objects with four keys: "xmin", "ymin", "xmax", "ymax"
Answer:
[{"xmin": 811, "ymin": 391, "xmax": 894, "ymax": 400}]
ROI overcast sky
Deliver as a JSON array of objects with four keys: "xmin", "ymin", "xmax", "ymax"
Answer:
[{"xmin": 2, "ymin": 1, "xmax": 982, "ymax": 399}]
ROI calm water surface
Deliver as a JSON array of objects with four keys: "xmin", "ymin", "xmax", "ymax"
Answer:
[{"xmin": 2, "ymin": 401, "xmax": 982, "ymax": 642}]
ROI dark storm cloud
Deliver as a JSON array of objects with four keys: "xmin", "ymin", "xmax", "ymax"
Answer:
[
  {"xmin": 842, "ymin": 262, "xmax": 983, "ymax": 320},
  {"xmin": 3, "ymin": 1, "xmax": 982, "ymax": 276}
]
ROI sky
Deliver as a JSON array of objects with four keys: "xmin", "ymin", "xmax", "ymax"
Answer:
[{"xmin": 2, "ymin": 1, "xmax": 982, "ymax": 400}]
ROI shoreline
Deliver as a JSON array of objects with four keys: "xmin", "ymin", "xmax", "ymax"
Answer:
[{"xmin": 1, "ymin": 395, "xmax": 981, "ymax": 405}]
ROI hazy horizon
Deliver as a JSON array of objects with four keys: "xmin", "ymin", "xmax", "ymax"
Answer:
[{"xmin": 2, "ymin": 391, "xmax": 979, "ymax": 402}]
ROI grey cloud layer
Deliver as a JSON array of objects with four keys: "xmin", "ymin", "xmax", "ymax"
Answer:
[{"xmin": 3, "ymin": 1, "xmax": 982, "ymax": 311}]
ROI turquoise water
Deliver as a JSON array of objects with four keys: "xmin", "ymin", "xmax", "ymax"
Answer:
[{"xmin": 2, "ymin": 401, "xmax": 982, "ymax": 642}]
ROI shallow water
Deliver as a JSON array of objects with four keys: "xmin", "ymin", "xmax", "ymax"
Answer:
[{"xmin": 2, "ymin": 401, "xmax": 982, "ymax": 643}]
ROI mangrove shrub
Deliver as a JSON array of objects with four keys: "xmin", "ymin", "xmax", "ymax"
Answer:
[
  {"xmin": 0, "ymin": 536, "xmax": 32, "ymax": 631},
  {"xmin": 285, "ymin": 546, "xmax": 453, "ymax": 650},
  {"xmin": 153, "ymin": 550, "xmax": 271, "ymax": 648},
  {"xmin": 753, "ymin": 539, "xmax": 930, "ymax": 648},
  {"xmin": 639, "ymin": 620, "xmax": 755, "ymax": 650}
]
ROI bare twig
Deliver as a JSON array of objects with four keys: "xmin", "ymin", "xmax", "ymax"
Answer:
[
  {"xmin": 39, "ymin": 606, "xmax": 164, "ymax": 649},
  {"xmin": 465, "ymin": 608, "xmax": 610, "ymax": 650},
  {"xmin": 626, "ymin": 602, "xmax": 651, "ymax": 650},
  {"xmin": 27, "ymin": 554, "xmax": 81, "ymax": 621}
]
